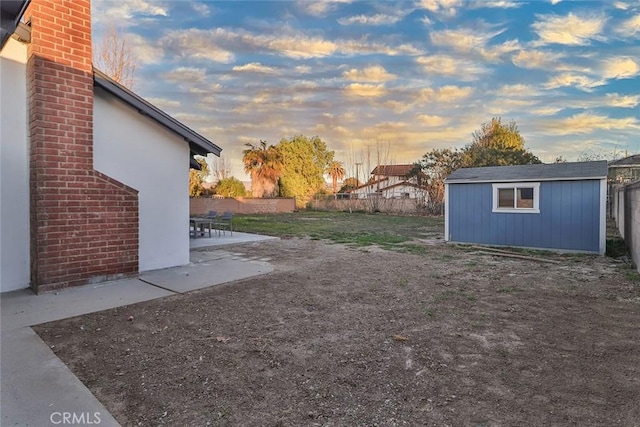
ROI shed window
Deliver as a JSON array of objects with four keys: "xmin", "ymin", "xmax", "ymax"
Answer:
[{"xmin": 492, "ymin": 183, "xmax": 540, "ymax": 213}]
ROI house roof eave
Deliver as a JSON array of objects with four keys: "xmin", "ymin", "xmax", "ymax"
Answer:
[
  {"xmin": 93, "ymin": 68, "xmax": 221, "ymax": 158},
  {"xmin": 1, "ymin": 0, "xmax": 31, "ymax": 50}
]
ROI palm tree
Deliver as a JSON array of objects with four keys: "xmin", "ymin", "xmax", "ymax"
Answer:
[
  {"xmin": 242, "ymin": 140, "xmax": 284, "ymax": 198},
  {"xmin": 326, "ymin": 160, "xmax": 346, "ymax": 197}
]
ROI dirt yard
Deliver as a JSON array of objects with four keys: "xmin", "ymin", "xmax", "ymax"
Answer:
[{"xmin": 35, "ymin": 225, "xmax": 640, "ymax": 426}]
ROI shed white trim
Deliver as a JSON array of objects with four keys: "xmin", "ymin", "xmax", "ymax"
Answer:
[
  {"xmin": 599, "ymin": 178, "xmax": 606, "ymax": 255},
  {"xmin": 492, "ymin": 182, "xmax": 540, "ymax": 214},
  {"xmin": 444, "ymin": 183, "xmax": 450, "ymax": 241}
]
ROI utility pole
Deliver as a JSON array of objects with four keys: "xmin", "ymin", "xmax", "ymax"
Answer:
[{"xmin": 355, "ymin": 162, "xmax": 362, "ymax": 186}]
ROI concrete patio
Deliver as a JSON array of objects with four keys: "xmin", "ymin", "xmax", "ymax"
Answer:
[{"xmin": 1, "ymin": 232, "xmax": 278, "ymax": 426}]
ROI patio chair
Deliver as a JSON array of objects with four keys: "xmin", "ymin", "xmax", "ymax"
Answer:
[
  {"xmin": 207, "ymin": 210, "xmax": 218, "ymax": 219},
  {"xmin": 216, "ymin": 211, "xmax": 233, "ymax": 236}
]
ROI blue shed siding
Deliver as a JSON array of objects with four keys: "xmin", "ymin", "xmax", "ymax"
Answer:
[{"xmin": 448, "ymin": 180, "xmax": 601, "ymax": 252}]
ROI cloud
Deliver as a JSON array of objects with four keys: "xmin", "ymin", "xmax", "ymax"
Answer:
[
  {"xmin": 340, "ymin": 39, "xmax": 423, "ymax": 56},
  {"xmin": 297, "ymin": 0, "xmax": 353, "ymax": 17},
  {"xmin": 604, "ymin": 93, "xmax": 640, "ymax": 108},
  {"xmin": 232, "ymin": 63, "xmax": 278, "ymax": 74},
  {"xmin": 416, "ymin": 55, "xmax": 487, "ymax": 80},
  {"xmin": 127, "ymin": 33, "xmax": 164, "ymax": 65},
  {"xmin": 191, "ymin": 2, "xmax": 211, "ymax": 17},
  {"xmin": 602, "ymin": 57, "xmax": 640, "ymax": 79},
  {"xmin": 470, "ymin": 1, "xmax": 523, "ymax": 9},
  {"xmin": 417, "ymin": 114, "xmax": 449, "ymax": 126},
  {"xmin": 416, "ymin": 0, "xmax": 462, "ymax": 17},
  {"xmin": 161, "ymin": 67, "xmax": 207, "ymax": 84},
  {"xmin": 544, "ymin": 72, "xmax": 604, "ymax": 91},
  {"xmin": 161, "ymin": 27, "xmax": 421, "ymax": 61},
  {"xmin": 343, "ymin": 65, "xmax": 397, "ymax": 82},
  {"xmin": 613, "ymin": 1, "xmax": 631, "ymax": 10},
  {"xmin": 344, "ymin": 83, "xmax": 387, "ymax": 97},
  {"xmin": 531, "ymin": 106, "xmax": 564, "ymax": 116},
  {"xmin": 479, "ymin": 39, "xmax": 521, "ymax": 61},
  {"xmin": 94, "ymin": 0, "xmax": 168, "ymax": 22},
  {"xmin": 532, "ymin": 12, "xmax": 607, "ymax": 45},
  {"xmin": 161, "ymin": 29, "xmax": 235, "ymax": 62},
  {"xmin": 615, "ymin": 14, "xmax": 640, "ymax": 37},
  {"xmin": 493, "ymin": 84, "xmax": 541, "ymax": 98},
  {"xmin": 511, "ymin": 49, "xmax": 559, "ymax": 69},
  {"xmin": 429, "ymin": 27, "xmax": 505, "ymax": 52},
  {"xmin": 162, "ymin": 28, "xmax": 336, "ymax": 60},
  {"xmin": 419, "ymin": 85, "xmax": 475, "ymax": 103},
  {"xmin": 338, "ymin": 13, "xmax": 404, "ymax": 25},
  {"xmin": 544, "ymin": 112, "xmax": 639, "ymax": 135}
]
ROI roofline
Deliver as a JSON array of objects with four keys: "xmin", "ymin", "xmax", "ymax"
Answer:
[
  {"xmin": 93, "ymin": 69, "xmax": 221, "ymax": 157},
  {"xmin": 1, "ymin": 0, "xmax": 31, "ymax": 50},
  {"xmin": 445, "ymin": 176, "xmax": 607, "ymax": 184},
  {"xmin": 380, "ymin": 181, "xmax": 426, "ymax": 190}
]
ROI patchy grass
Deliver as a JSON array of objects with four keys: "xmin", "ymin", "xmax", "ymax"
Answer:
[
  {"xmin": 233, "ymin": 211, "xmax": 443, "ymax": 252},
  {"xmin": 606, "ymin": 219, "xmax": 628, "ymax": 258},
  {"xmin": 432, "ymin": 289, "xmax": 478, "ymax": 303},
  {"xmin": 625, "ymin": 270, "xmax": 640, "ymax": 282}
]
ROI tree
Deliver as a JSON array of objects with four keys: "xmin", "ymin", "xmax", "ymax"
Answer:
[
  {"xmin": 471, "ymin": 117, "xmax": 525, "ymax": 150},
  {"xmin": 214, "ymin": 177, "xmax": 247, "ymax": 198},
  {"xmin": 242, "ymin": 140, "xmax": 284, "ymax": 198},
  {"xmin": 338, "ymin": 177, "xmax": 361, "ymax": 193},
  {"xmin": 212, "ymin": 155, "xmax": 232, "ymax": 182},
  {"xmin": 416, "ymin": 148, "xmax": 464, "ymax": 204},
  {"xmin": 462, "ymin": 117, "xmax": 540, "ymax": 168},
  {"xmin": 278, "ymin": 135, "xmax": 334, "ymax": 208},
  {"xmin": 189, "ymin": 156, "xmax": 210, "ymax": 197},
  {"xmin": 462, "ymin": 146, "xmax": 541, "ymax": 168},
  {"xmin": 326, "ymin": 160, "xmax": 346, "ymax": 196},
  {"xmin": 94, "ymin": 25, "xmax": 136, "ymax": 89}
]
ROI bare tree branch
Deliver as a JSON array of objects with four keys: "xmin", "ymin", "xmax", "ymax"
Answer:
[{"xmin": 94, "ymin": 25, "xmax": 137, "ymax": 89}]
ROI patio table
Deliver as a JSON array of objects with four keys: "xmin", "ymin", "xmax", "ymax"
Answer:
[{"xmin": 190, "ymin": 217, "xmax": 215, "ymax": 238}]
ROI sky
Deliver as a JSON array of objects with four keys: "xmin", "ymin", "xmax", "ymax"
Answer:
[{"xmin": 92, "ymin": 0, "xmax": 640, "ymax": 181}]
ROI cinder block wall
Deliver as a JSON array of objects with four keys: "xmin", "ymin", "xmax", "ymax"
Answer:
[
  {"xmin": 190, "ymin": 198, "xmax": 296, "ymax": 215},
  {"xmin": 26, "ymin": 0, "xmax": 139, "ymax": 292},
  {"xmin": 624, "ymin": 182, "xmax": 640, "ymax": 272}
]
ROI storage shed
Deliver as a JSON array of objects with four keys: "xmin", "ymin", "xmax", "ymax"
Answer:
[{"xmin": 444, "ymin": 161, "xmax": 608, "ymax": 254}]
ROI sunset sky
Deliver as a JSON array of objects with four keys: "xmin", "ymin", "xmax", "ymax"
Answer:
[{"xmin": 92, "ymin": 0, "xmax": 640, "ymax": 181}]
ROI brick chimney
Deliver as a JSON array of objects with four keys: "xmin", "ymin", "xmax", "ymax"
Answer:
[{"xmin": 25, "ymin": 0, "xmax": 139, "ymax": 293}]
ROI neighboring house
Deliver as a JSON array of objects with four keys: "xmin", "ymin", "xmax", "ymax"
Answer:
[
  {"xmin": 608, "ymin": 154, "xmax": 640, "ymax": 184},
  {"xmin": 350, "ymin": 164, "xmax": 427, "ymax": 199},
  {"xmin": 444, "ymin": 161, "xmax": 607, "ymax": 254},
  {"xmin": 0, "ymin": 0, "xmax": 221, "ymax": 293}
]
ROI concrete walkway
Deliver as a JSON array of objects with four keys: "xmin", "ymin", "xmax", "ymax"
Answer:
[
  {"xmin": 1, "ymin": 233, "xmax": 278, "ymax": 426},
  {"xmin": 188, "ymin": 230, "xmax": 278, "ymax": 249}
]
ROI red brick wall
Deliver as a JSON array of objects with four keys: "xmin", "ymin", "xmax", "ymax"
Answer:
[{"xmin": 26, "ymin": 0, "xmax": 139, "ymax": 293}]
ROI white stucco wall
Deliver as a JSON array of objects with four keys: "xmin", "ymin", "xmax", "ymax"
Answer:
[
  {"xmin": 93, "ymin": 87, "xmax": 190, "ymax": 272},
  {"xmin": 0, "ymin": 38, "xmax": 30, "ymax": 292}
]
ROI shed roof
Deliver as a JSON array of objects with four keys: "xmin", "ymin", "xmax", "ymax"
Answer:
[
  {"xmin": 445, "ymin": 161, "xmax": 608, "ymax": 183},
  {"xmin": 93, "ymin": 69, "xmax": 221, "ymax": 158}
]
